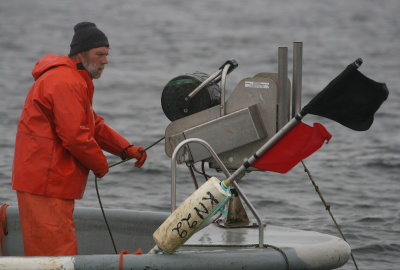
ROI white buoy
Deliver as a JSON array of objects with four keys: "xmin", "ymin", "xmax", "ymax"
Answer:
[{"xmin": 153, "ymin": 177, "xmax": 230, "ymax": 253}]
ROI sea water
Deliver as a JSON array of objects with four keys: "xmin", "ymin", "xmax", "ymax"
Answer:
[{"xmin": 0, "ymin": 0, "xmax": 399, "ymax": 269}]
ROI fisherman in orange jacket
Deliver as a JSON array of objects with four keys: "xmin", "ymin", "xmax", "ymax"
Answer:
[{"xmin": 11, "ymin": 22, "xmax": 147, "ymax": 256}]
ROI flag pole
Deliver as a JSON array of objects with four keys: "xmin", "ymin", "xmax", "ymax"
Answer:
[{"xmin": 224, "ymin": 112, "xmax": 305, "ymax": 186}]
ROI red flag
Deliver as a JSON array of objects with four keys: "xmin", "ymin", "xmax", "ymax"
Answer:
[{"xmin": 251, "ymin": 122, "xmax": 332, "ymax": 173}]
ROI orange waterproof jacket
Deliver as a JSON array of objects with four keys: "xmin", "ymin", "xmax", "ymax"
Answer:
[{"xmin": 12, "ymin": 55, "xmax": 131, "ymax": 199}]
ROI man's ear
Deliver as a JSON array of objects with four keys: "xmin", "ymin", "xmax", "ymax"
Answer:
[{"xmin": 77, "ymin": 52, "xmax": 85, "ymax": 62}]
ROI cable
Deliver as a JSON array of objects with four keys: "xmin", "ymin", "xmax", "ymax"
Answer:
[
  {"xmin": 95, "ymin": 175, "xmax": 118, "ymax": 254},
  {"xmin": 201, "ymin": 161, "xmax": 211, "ymax": 180},
  {"xmin": 96, "ymin": 136, "xmax": 164, "ymax": 254},
  {"xmin": 210, "ymin": 212, "xmax": 223, "ymax": 223},
  {"xmin": 188, "ymin": 166, "xmax": 199, "ymax": 190},
  {"xmin": 192, "ymin": 162, "xmax": 212, "ymax": 179},
  {"xmin": 108, "ymin": 136, "xmax": 165, "ymax": 169},
  {"xmin": 301, "ymin": 160, "xmax": 359, "ymax": 270}
]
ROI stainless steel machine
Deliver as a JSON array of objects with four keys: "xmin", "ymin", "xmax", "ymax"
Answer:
[
  {"xmin": 162, "ymin": 45, "xmax": 303, "ymax": 171},
  {"xmin": 161, "ymin": 43, "xmax": 304, "ymax": 228}
]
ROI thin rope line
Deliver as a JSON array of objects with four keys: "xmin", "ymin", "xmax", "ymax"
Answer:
[
  {"xmin": 301, "ymin": 161, "xmax": 359, "ymax": 270},
  {"xmin": 108, "ymin": 136, "xmax": 165, "ymax": 168},
  {"xmin": 96, "ymin": 136, "xmax": 165, "ymax": 254},
  {"xmin": 95, "ymin": 175, "xmax": 118, "ymax": 254}
]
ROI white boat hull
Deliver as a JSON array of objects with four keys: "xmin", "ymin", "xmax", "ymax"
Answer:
[{"xmin": 0, "ymin": 206, "xmax": 350, "ymax": 270}]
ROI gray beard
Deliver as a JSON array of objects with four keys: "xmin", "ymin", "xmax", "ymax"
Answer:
[{"xmin": 81, "ymin": 58, "xmax": 104, "ymax": 79}]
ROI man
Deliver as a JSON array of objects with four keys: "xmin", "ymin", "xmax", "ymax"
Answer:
[{"xmin": 11, "ymin": 22, "xmax": 147, "ymax": 256}]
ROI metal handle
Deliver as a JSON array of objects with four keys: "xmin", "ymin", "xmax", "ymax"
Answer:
[
  {"xmin": 171, "ymin": 138, "xmax": 230, "ymax": 212},
  {"xmin": 188, "ymin": 69, "xmax": 222, "ymax": 99},
  {"xmin": 220, "ymin": 64, "xmax": 230, "ymax": 117},
  {"xmin": 171, "ymin": 138, "xmax": 265, "ymax": 248},
  {"xmin": 188, "ymin": 59, "xmax": 238, "ymax": 100}
]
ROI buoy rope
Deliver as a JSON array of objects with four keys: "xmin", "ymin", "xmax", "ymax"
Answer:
[
  {"xmin": 95, "ymin": 136, "xmax": 165, "ymax": 254},
  {"xmin": 182, "ymin": 243, "xmax": 290, "ymax": 270},
  {"xmin": 301, "ymin": 161, "xmax": 359, "ymax": 270}
]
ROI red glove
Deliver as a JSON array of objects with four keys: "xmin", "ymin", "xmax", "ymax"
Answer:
[
  {"xmin": 123, "ymin": 145, "xmax": 147, "ymax": 168},
  {"xmin": 95, "ymin": 166, "xmax": 109, "ymax": 178}
]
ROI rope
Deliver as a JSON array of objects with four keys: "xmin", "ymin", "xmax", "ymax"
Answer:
[
  {"xmin": 182, "ymin": 243, "xmax": 290, "ymax": 270},
  {"xmin": 119, "ymin": 250, "xmax": 129, "ymax": 270},
  {"xmin": 119, "ymin": 248, "xmax": 142, "ymax": 270},
  {"xmin": 96, "ymin": 136, "xmax": 165, "ymax": 255},
  {"xmin": 301, "ymin": 161, "xmax": 359, "ymax": 270},
  {"xmin": 95, "ymin": 175, "xmax": 118, "ymax": 254},
  {"xmin": 108, "ymin": 136, "xmax": 165, "ymax": 169},
  {"xmin": 0, "ymin": 204, "xmax": 8, "ymax": 256}
]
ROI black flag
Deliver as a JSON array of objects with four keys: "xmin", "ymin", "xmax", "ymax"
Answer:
[{"xmin": 301, "ymin": 60, "xmax": 389, "ymax": 131}]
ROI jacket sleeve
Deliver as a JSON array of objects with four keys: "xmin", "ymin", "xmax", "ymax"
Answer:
[
  {"xmin": 51, "ymin": 79, "xmax": 108, "ymax": 175},
  {"xmin": 93, "ymin": 109, "xmax": 131, "ymax": 158}
]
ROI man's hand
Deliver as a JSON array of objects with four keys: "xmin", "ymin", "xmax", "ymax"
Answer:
[
  {"xmin": 124, "ymin": 145, "xmax": 147, "ymax": 168},
  {"xmin": 95, "ymin": 166, "xmax": 109, "ymax": 178}
]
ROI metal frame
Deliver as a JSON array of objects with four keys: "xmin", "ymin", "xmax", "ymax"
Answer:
[
  {"xmin": 168, "ymin": 45, "xmax": 305, "ymax": 248},
  {"xmin": 171, "ymin": 138, "xmax": 265, "ymax": 248},
  {"xmin": 292, "ymin": 42, "xmax": 303, "ymax": 117},
  {"xmin": 278, "ymin": 47, "xmax": 289, "ymax": 130}
]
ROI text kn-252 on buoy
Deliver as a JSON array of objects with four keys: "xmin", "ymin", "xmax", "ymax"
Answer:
[{"xmin": 153, "ymin": 177, "xmax": 231, "ymax": 253}]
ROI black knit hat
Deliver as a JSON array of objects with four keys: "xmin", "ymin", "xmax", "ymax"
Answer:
[{"xmin": 69, "ymin": 22, "xmax": 109, "ymax": 56}]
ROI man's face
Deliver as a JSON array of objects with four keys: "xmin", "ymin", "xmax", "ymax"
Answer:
[{"xmin": 80, "ymin": 47, "xmax": 109, "ymax": 79}]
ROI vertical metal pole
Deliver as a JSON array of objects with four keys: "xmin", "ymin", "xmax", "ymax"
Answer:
[
  {"xmin": 278, "ymin": 47, "xmax": 289, "ymax": 130},
  {"xmin": 171, "ymin": 159, "xmax": 176, "ymax": 213},
  {"xmin": 292, "ymin": 42, "xmax": 303, "ymax": 118}
]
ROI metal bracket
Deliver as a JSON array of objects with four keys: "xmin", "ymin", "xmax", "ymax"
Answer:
[{"xmin": 171, "ymin": 138, "xmax": 265, "ymax": 248}]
